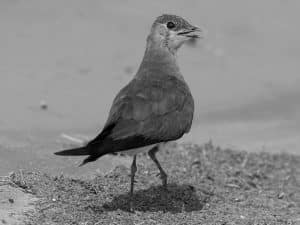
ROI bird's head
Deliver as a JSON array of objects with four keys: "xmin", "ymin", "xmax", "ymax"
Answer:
[{"xmin": 148, "ymin": 14, "xmax": 202, "ymax": 54}]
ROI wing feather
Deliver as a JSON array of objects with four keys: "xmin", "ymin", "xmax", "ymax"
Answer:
[{"xmin": 88, "ymin": 75, "xmax": 194, "ymax": 155}]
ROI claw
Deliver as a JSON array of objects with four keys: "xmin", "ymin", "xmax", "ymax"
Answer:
[
  {"xmin": 129, "ymin": 199, "xmax": 135, "ymax": 212},
  {"xmin": 155, "ymin": 172, "xmax": 168, "ymax": 188}
]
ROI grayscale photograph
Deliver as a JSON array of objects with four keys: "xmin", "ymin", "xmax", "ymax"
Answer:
[{"xmin": 0, "ymin": 1, "xmax": 299, "ymax": 224}]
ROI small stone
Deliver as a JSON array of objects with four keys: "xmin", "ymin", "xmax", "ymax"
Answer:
[
  {"xmin": 8, "ymin": 198, "xmax": 14, "ymax": 203},
  {"xmin": 40, "ymin": 100, "xmax": 48, "ymax": 110},
  {"xmin": 278, "ymin": 192, "xmax": 285, "ymax": 199}
]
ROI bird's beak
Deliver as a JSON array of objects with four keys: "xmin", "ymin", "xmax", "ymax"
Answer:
[{"xmin": 177, "ymin": 26, "xmax": 202, "ymax": 38}]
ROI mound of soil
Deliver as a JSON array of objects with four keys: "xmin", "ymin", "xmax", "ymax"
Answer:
[{"xmin": 1, "ymin": 143, "xmax": 300, "ymax": 224}]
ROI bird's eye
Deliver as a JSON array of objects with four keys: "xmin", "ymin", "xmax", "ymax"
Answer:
[{"xmin": 166, "ymin": 21, "xmax": 176, "ymax": 29}]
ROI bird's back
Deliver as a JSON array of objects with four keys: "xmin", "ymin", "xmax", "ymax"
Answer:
[{"xmin": 87, "ymin": 69, "xmax": 194, "ymax": 155}]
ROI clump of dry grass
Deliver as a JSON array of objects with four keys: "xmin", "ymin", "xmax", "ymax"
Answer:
[{"xmin": 8, "ymin": 142, "xmax": 300, "ymax": 225}]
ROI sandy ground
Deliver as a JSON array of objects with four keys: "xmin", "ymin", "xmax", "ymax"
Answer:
[
  {"xmin": 0, "ymin": 143, "xmax": 299, "ymax": 224},
  {"xmin": 0, "ymin": 184, "xmax": 37, "ymax": 225}
]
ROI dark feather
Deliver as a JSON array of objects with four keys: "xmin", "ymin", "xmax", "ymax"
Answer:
[{"xmin": 54, "ymin": 146, "xmax": 89, "ymax": 156}]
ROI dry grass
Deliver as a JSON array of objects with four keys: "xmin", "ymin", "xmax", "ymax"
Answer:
[{"xmin": 7, "ymin": 142, "xmax": 300, "ymax": 225}]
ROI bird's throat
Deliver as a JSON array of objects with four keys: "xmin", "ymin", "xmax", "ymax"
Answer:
[{"xmin": 135, "ymin": 37, "xmax": 183, "ymax": 80}]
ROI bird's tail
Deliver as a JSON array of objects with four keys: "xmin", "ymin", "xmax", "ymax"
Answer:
[{"xmin": 54, "ymin": 146, "xmax": 89, "ymax": 156}]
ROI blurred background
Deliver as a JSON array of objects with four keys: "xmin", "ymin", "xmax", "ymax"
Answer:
[{"xmin": 0, "ymin": 0, "xmax": 299, "ymax": 176}]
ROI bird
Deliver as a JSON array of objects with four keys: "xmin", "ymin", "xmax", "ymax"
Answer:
[{"xmin": 55, "ymin": 14, "xmax": 201, "ymax": 210}]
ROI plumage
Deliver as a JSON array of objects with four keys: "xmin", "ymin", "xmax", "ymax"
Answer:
[
  {"xmin": 56, "ymin": 69, "xmax": 194, "ymax": 165},
  {"xmin": 55, "ymin": 33, "xmax": 195, "ymax": 164},
  {"xmin": 54, "ymin": 146, "xmax": 89, "ymax": 156},
  {"xmin": 54, "ymin": 14, "xmax": 201, "ymax": 210}
]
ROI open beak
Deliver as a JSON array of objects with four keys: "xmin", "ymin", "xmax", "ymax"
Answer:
[{"xmin": 178, "ymin": 26, "xmax": 202, "ymax": 38}]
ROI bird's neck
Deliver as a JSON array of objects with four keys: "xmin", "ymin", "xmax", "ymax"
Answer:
[{"xmin": 136, "ymin": 35, "xmax": 184, "ymax": 81}]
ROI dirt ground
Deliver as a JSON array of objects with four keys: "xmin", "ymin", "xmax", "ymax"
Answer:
[
  {"xmin": 1, "ymin": 142, "xmax": 299, "ymax": 225},
  {"xmin": 0, "ymin": 184, "xmax": 37, "ymax": 225}
]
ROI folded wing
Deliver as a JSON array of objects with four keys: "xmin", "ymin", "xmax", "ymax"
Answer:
[{"xmin": 87, "ymin": 75, "xmax": 194, "ymax": 157}]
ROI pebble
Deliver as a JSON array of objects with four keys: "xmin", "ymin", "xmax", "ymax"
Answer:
[{"xmin": 40, "ymin": 100, "xmax": 48, "ymax": 110}]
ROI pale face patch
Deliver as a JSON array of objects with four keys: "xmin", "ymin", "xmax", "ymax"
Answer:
[{"xmin": 167, "ymin": 29, "xmax": 189, "ymax": 51}]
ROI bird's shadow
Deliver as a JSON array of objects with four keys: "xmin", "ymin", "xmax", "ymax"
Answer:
[{"xmin": 102, "ymin": 183, "xmax": 206, "ymax": 213}]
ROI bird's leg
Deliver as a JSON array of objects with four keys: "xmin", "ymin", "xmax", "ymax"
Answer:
[
  {"xmin": 148, "ymin": 146, "xmax": 168, "ymax": 189},
  {"xmin": 129, "ymin": 155, "xmax": 137, "ymax": 211}
]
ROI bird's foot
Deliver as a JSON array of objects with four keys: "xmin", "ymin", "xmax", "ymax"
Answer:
[
  {"xmin": 129, "ymin": 195, "xmax": 135, "ymax": 213},
  {"xmin": 156, "ymin": 172, "xmax": 168, "ymax": 190},
  {"xmin": 129, "ymin": 200, "xmax": 135, "ymax": 213}
]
